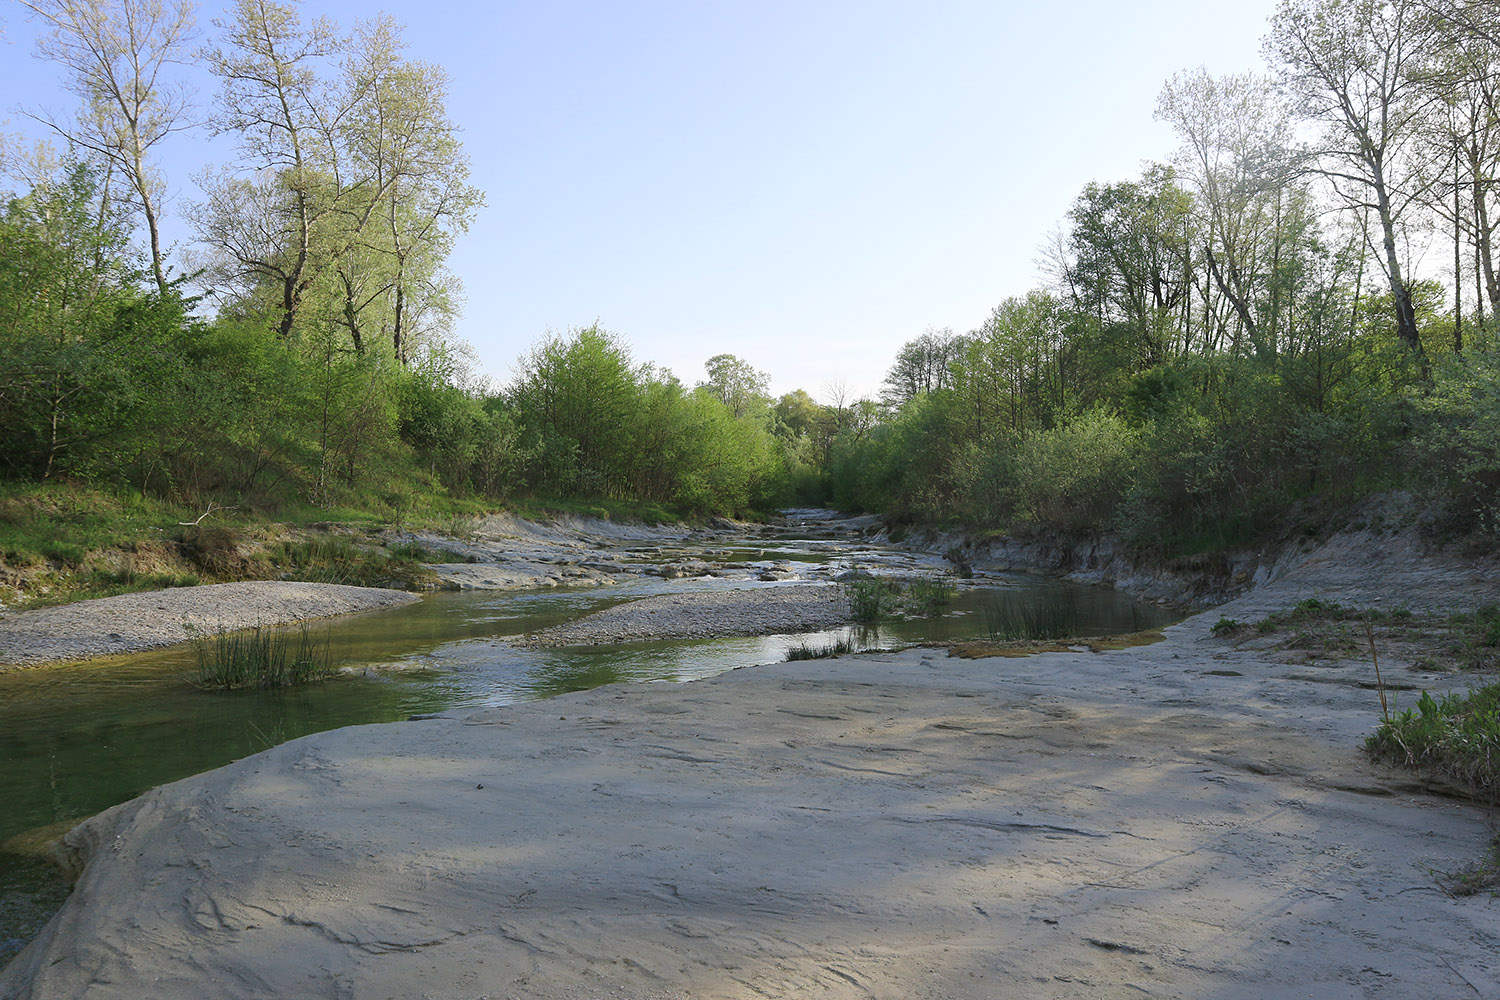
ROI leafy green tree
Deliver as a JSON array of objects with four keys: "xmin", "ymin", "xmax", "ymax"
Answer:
[
  {"xmin": 1064, "ymin": 165, "xmax": 1196, "ymax": 370},
  {"xmin": 507, "ymin": 325, "xmax": 644, "ymax": 497},
  {"xmin": 880, "ymin": 327, "xmax": 968, "ymax": 409},
  {"xmin": 699, "ymin": 353, "xmax": 770, "ymax": 419},
  {"xmin": 0, "ymin": 164, "xmax": 145, "ymax": 479}
]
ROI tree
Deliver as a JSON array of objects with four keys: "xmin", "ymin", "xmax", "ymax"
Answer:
[
  {"xmin": 331, "ymin": 15, "xmax": 481, "ymax": 362},
  {"xmin": 699, "ymin": 353, "xmax": 769, "ymax": 418},
  {"xmin": 1157, "ymin": 68, "xmax": 1302, "ymax": 357},
  {"xmin": 195, "ymin": 0, "xmax": 348, "ymax": 339},
  {"xmin": 1064, "ymin": 165, "xmax": 1196, "ymax": 369},
  {"xmin": 19, "ymin": 0, "xmax": 198, "ymax": 293},
  {"xmin": 880, "ymin": 327, "xmax": 967, "ymax": 409},
  {"xmin": 195, "ymin": 3, "xmax": 480, "ymax": 357},
  {"xmin": 1266, "ymin": 0, "xmax": 1435, "ymax": 359}
]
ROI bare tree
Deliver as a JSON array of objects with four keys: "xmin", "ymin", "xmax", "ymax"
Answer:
[{"xmin": 19, "ymin": 0, "xmax": 198, "ymax": 293}]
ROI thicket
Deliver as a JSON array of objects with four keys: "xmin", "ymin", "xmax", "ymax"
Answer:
[
  {"xmin": 6, "ymin": 0, "xmax": 1500, "ymax": 564},
  {"xmin": 827, "ymin": 1, "xmax": 1500, "ymax": 552},
  {"xmin": 0, "ymin": 1, "xmax": 815, "ymax": 535}
]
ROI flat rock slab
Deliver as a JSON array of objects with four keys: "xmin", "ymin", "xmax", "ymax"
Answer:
[
  {"xmin": 0, "ymin": 582, "xmax": 420, "ymax": 668},
  {"xmin": 5, "ymin": 635, "xmax": 1497, "ymax": 999},
  {"xmin": 521, "ymin": 585, "xmax": 851, "ymax": 645}
]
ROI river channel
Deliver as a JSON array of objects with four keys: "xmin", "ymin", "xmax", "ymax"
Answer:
[{"xmin": 0, "ymin": 516, "xmax": 1178, "ymax": 965}]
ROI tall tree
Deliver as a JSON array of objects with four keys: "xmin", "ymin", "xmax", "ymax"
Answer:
[
  {"xmin": 1266, "ymin": 0, "xmax": 1435, "ymax": 358},
  {"xmin": 699, "ymin": 353, "xmax": 769, "ymax": 418},
  {"xmin": 19, "ymin": 0, "xmax": 197, "ymax": 293},
  {"xmin": 332, "ymin": 15, "xmax": 481, "ymax": 362},
  {"xmin": 1157, "ymin": 69, "xmax": 1300, "ymax": 357},
  {"xmin": 880, "ymin": 327, "xmax": 967, "ymax": 410}
]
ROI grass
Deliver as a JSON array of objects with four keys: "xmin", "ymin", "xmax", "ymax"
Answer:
[
  {"xmin": 1366, "ymin": 683, "xmax": 1500, "ymax": 801},
  {"xmin": 984, "ymin": 592, "xmax": 1081, "ymax": 641},
  {"xmin": 1429, "ymin": 836, "xmax": 1500, "ymax": 898},
  {"xmin": 193, "ymin": 624, "xmax": 337, "ymax": 690},
  {"xmin": 387, "ymin": 540, "xmax": 473, "ymax": 564},
  {"xmin": 785, "ymin": 636, "xmax": 859, "ymax": 660},
  {"xmin": 843, "ymin": 575, "xmax": 900, "ymax": 623},
  {"xmin": 841, "ymin": 573, "xmax": 958, "ymax": 623},
  {"xmin": 904, "ymin": 576, "xmax": 957, "ymax": 617},
  {"xmin": 268, "ymin": 536, "xmax": 443, "ymax": 589}
]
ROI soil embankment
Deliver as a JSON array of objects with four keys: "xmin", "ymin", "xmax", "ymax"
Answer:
[
  {"xmin": 908, "ymin": 494, "xmax": 1500, "ymax": 609},
  {"xmin": 2, "ymin": 519, "xmax": 1498, "ymax": 998}
]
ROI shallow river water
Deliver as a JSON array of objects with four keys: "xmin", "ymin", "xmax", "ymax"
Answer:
[{"xmin": 0, "ymin": 525, "xmax": 1177, "ymax": 965}]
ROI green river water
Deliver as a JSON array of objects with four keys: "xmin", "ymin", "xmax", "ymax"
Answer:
[{"xmin": 0, "ymin": 540, "xmax": 1178, "ymax": 966}]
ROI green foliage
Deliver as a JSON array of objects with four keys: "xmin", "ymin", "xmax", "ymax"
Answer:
[
  {"xmin": 1366, "ymin": 683, "xmax": 1500, "ymax": 799},
  {"xmin": 784, "ymin": 636, "xmax": 859, "ymax": 660},
  {"xmin": 1411, "ymin": 346, "xmax": 1500, "ymax": 535},
  {"xmin": 504, "ymin": 325, "xmax": 789, "ymax": 516},
  {"xmin": 193, "ymin": 624, "xmax": 336, "ymax": 690},
  {"xmin": 984, "ymin": 593, "xmax": 1081, "ymax": 641},
  {"xmin": 842, "ymin": 576, "xmax": 899, "ymax": 623}
]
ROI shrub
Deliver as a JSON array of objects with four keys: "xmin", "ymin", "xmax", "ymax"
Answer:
[{"xmin": 1366, "ymin": 683, "xmax": 1500, "ymax": 799}]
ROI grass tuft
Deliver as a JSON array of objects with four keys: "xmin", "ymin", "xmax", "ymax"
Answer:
[
  {"xmin": 984, "ymin": 593, "xmax": 1080, "ymax": 641},
  {"xmin": 785, "ymin": 637, "xmax": 859, "ymax": 661},
  {"xmin": 1366, "ymin": 683, "xmax": 1500, "ymax": 800},
  {"xmin": 193, "ymin": 624, "xmax": 336, "ymax": 690}
]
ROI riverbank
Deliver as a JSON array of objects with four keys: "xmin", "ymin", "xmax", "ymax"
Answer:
[
  {"xmin": 902, "ymin": 492, "xmax": 1500, "ymax": 609},
  {"xmin": 0, "ymin": 582, "xmax": 420, "ymax": 669},
  {"xmin": 0, "ymin": 509, "xmax": 907, "ymax": 669},
  {"xmin": 3, "ymin": 523, "xmax": 1498, "ymax": 998}
]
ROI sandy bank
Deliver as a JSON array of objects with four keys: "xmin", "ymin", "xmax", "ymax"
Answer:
[
  {"xmin": 0, "ymin": 582, "xmax": 420, "ymax": 668},
  {"xmin": 521, "ymin": 584, "xmax": 851, "ymax": 645}
]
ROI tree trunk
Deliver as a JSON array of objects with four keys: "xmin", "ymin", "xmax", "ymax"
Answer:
[{"xmin": 1372, "ymin": 160, "xmax": 1425, "ymax": 359}]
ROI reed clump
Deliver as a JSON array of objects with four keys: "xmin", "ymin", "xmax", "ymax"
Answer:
[
  {"xmin": 984, "ymin": 592, "xmax": 1080, "ymax": 641},
  {"xmin": 194, "ymin": 624, "xmax": 336, "ymax": 690}
]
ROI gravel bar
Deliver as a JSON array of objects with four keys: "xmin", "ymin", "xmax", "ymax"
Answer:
[
  {"xmin": 521, "ymin": 585, "xmax": 852, "ymax": 646},
  {"xmin": 0, "ymin": 582, "xmax": 421, "ymax": 668}
]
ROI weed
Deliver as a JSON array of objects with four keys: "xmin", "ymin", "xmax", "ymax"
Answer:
[
  {"xmin": 1211, "ymin": 617, "xmax": 1242, "ymax": 635},
  {"xmin": 984, "ymin": 593, "xmax": 1080, "ymax": 641},
  {"xmin": 785, "ymin": 637, "xmax": 859, "ymax": 660},
  {"xmin": 843, "ymin": 575, "xmax": 899, "ymax": 623},
  {"xmin": 193, "ymin": 624, "xmax": 336, "ymax": 690},
  {"xmin": 1366, "ymin": 683, "xmax": 1500, "ymax": 799}
]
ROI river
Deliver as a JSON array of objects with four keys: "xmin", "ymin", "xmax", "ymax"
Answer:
[{"xmin": 0, "ymin": 515, "xmax": 1177, "ymax": 965}]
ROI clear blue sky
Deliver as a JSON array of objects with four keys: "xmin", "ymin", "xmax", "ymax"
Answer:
[{"xmin": 0, "ymin": 0, "xmax": 1279, "ymax": 399}]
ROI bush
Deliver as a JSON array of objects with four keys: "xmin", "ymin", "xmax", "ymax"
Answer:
[
  {"xmin": 1366, "ymin": 683, "xmax": 1500, "ymax": 799},
  {"xmin": 1004, "ymin": 409, "xmax": 1137, "ymax": 533}
]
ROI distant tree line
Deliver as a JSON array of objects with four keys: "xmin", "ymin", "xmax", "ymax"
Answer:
[
  {"xmin": 829, "ymin": 0, "xmax": 1500, "ymax": 547},
  {"xmin": 2, "ymin": 0, "xmax": 1498, "ymax": 541}
]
